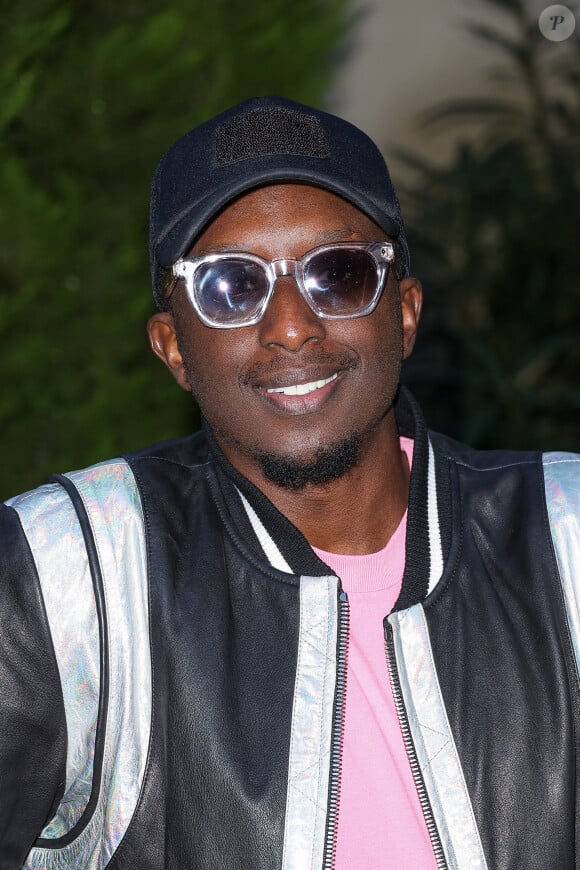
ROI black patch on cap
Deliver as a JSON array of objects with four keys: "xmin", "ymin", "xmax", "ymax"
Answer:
[{"xmin": 215, "ymin": 106, "xmax": 329, "ymax": 165}]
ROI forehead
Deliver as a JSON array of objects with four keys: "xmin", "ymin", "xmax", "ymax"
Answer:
[{"xmin": 189, "ymin": 183, "xmax": 384, "ymax": 256}]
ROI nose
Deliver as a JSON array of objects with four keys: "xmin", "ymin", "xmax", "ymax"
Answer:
[{"xmin": 258, "ymin": 276, "xmax": 326, "ymax": 351}]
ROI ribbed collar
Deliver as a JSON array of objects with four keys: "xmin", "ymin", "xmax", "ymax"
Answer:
[{"xmin": 204, "ymin": 386, "xmax": 447, "ymax": 610}]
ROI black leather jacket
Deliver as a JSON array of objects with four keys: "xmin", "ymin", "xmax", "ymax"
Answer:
[{"xmin": 1, "ymin": 388, "xmax": 579, "ymax": 870}]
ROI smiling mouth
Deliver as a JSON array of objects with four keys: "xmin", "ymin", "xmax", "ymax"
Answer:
[{"xmin": 265, "ymin": 373, "xmax": 339, "ymax": 397}]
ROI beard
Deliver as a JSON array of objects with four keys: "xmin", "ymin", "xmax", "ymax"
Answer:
[
  {"xmin": 251, "ymin": 432, "xmax": 363, "ymax": 490},
  {"xmin": 174, "ymin": 308, "xmax": 399, "ymax": 492},
  {"xmin": 177, "ymin": 335, "xmax": 366, "ymax": 490}
]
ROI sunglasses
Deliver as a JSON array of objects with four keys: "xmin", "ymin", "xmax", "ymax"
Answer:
[{"xmin": 170, "ymin": 241, "xmax": 395, "ymax": 328}]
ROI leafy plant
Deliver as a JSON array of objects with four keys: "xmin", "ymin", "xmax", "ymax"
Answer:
[
  {"xmin": 0, "ymin": 0, "xmax": 352, "ymax": 498},
  {"xmin": 399, "ymin": 0, "xmax": 580, "ymax": 451}
]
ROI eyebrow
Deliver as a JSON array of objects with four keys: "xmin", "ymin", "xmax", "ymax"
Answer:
[{"xmin": 193, "ymin": 228, "xmax": 371, "ymax": 257}]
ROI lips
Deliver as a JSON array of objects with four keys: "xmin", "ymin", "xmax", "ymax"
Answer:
[
  {"xmin": 265, "ymin": 373, "xmax": 339, "ymax": 397},
  {"xmin": 239, "ymin": 351, "xmax": 357, "ymax": 415},
  {"xmin": 252, "ymin": 369, "xmax": 347, "ymax": 415}
]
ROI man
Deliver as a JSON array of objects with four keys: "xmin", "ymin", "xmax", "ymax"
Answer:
[{"xmin": 0, "ymin": 96, "xmax": 579, "ymax": 870}]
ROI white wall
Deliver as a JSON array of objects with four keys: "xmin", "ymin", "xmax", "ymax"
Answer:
[{"xmin": 331, "ymin": 0, "xmax": 577, "ymax": 168}]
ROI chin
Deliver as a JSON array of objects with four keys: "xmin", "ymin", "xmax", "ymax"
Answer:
[{"xmin": 254, "ymin": 433, "xmax": 363, "ymax": 491}]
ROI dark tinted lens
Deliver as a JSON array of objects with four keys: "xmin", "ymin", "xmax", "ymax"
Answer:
[
  {"xmin": 303, "ymin": 249, "xmax": 378, "ymax": 314},
  {"xmin": 195, "ymin": 259, "xmax": 268, "ymax": 324}
]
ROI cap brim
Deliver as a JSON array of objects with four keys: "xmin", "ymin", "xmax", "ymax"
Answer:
[{"xmin": 154, "ymin": 166, "xmax": 402, "ymax": 269}]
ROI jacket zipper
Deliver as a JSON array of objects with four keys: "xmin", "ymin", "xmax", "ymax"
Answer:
[
  {"xmin": 322, "ymin": 588, "xmax": 350, "ymax": 870},
  {"xmin": 384, "ymin": 620, "xmax": 448, "ymax": 870}
]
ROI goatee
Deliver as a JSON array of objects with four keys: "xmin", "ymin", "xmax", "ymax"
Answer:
[{"xmin": 254, "ymin": 433, "xmax": 362, "ymax": 490}]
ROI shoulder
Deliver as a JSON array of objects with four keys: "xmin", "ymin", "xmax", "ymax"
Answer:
[
  {"xmin": 4, "ymin": 429, "xmax": 209, "ymax": 541},
  {"xmin": 429, "ymin": 429, "xmax": 542, "ymax": 473},
  {"xmin": 543, "ymin": 451, "xmax": 580, "ymax": 497},
  {"xmin": 125, "ymin": 429, "xmax": 209, "ymax": 469},
  {"xmin": 430, "ymin": 433, "xmax": 580, "ymax": 500},
  {"xmin": 5, "ymin": 458, "xmax": 142, "ymax": 549},
  {"xmin": 430, "ymin": 431, "xmax": 580, "ymax": 513},
  {"xmin": 428, "ymin": 433, "xmax": 579, "ymax": 535},
  {"xmin": 542, "ymin": 451, "xmax": 580, "ymax": 551}
]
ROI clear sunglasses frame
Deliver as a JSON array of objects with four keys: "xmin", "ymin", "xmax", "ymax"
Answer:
[{"xmin": 171, "ymin": 241, "xmax": 395, "ymax": 329}]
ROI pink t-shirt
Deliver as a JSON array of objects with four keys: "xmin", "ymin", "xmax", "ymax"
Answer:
[{"xmin": 312, "ymin": 438, "xmax": 437, "ymax": 869}]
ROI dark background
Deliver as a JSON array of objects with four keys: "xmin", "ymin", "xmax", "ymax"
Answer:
[{"xmin": 1, "ymin": 0, "xmax": 578, "ymax": 499}]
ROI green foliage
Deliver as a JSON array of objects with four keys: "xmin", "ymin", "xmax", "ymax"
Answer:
[
  {"xmin": 0, "ymin": 0, "xmax": 351, "ymax": 498},
  {"xmin": 400, "ymin": 0, "xmax": 580, "ymax": 450}
]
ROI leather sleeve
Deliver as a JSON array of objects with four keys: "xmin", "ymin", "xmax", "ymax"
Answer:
[{"xmin": 0, "ymin": 504, "xmax": 67, "ymax": 869}]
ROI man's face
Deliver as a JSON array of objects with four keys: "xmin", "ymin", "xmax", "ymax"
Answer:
[{"xmin": 149, "ymin": 184, "xmax": 421, "ymax": 488}]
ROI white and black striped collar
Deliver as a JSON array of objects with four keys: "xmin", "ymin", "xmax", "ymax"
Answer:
[{"xmin": 206, "ymin": 387, "xmax": 450, "ymax": 606}]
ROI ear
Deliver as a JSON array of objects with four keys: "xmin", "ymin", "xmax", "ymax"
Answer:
[
  {"xmin": 399, "ymin": 277, "xmax": 423, "ymax": 359},
  {"xmin": 147, "ymin": 312, "xmax": 192, "ymax": 393}
]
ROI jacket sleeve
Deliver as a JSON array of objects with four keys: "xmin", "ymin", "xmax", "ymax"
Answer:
[
  {"xmin": 0, "ymin": 503, "xmax": 67, "ymax": 870},
  {"xmin": 543, "ymin": 453, "xmax": 580, "ymax": 674}
]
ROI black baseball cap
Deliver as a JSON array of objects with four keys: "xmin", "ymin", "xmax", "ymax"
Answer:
[{"xmin": 149, "ymin": 95, "xmax": 410, "ymax": 308}]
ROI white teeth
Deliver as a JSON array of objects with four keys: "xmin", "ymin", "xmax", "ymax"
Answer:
[{"xmin": 266, "ymin": 372, "xmax": 338, "ymax": 396}]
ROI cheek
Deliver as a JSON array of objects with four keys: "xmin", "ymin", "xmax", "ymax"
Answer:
[
  {"xmin": 347, "ymin": 290, "xmax": 403, "ymax": 377},
  {"xmin": 176, "ymin": 319, "xmax": 250, "ymax": 419},
  {"xmin": 359, "ymin": 304, "xmax": 404, "ymax": 419}
]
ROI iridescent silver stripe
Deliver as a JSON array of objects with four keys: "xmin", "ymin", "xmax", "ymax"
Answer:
[
  {"xmin": 236, "ymin": 487, "xmax": 293, "ymax": 572},
  {"xmin": 13, "ymin": 459, "xmax": 152, "ymax": 868},
  {"xmin": 282, "ymin": 575, "xmax": 339, "ymax": 870},
  {"xmin": 427, "ymin": 438, "xmax": 444, "ymax": 595},
  {"xmin": 543, "ymin": 452, "xmax": 580, "ymax": 675},
  {"xmin": 237, "ymin": 488, "xmax": 341, "ymax": 864},
  {"xmin": 389, "ymin": 605, "xmax": 488, "ymax": 870},
  {"xmin": 7, "ymin": 483, "xmax": 100, "ymax": 835}
]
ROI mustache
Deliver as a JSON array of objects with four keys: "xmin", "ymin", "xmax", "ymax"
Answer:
[{"xmin": 239, "ymin": 350, "xmax": 358, "ymax": 386}]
